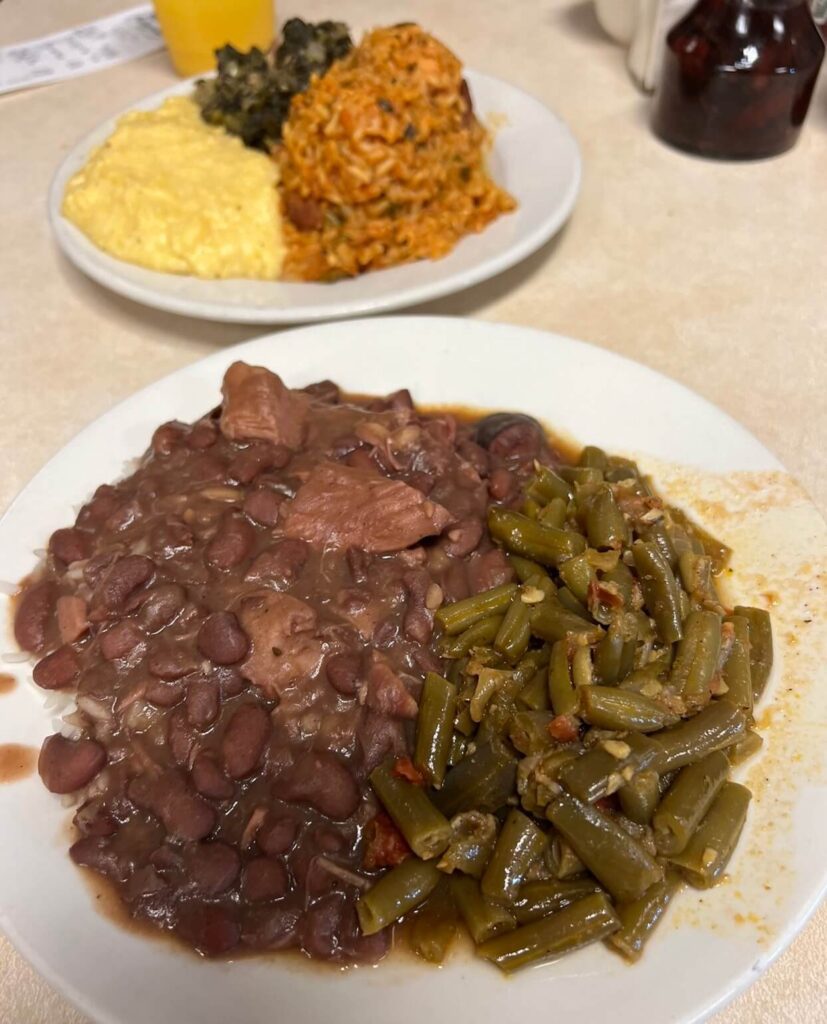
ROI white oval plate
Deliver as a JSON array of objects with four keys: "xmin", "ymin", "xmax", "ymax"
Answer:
[
  {"xmin": 48, "ymin": 73, "xmax": 581, "ymax": 324},
  {"xmin": 1, "ymin": 318, "xmax": 825, "ymax": 1024}
]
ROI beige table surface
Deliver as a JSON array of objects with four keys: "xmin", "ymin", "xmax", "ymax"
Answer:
[{"xmin": 1, "ymin": 0, "xmax": 825, "ymax": 1021}]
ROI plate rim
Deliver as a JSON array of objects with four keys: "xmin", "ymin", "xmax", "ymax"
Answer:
[
  {"xmin": 2, "ymin": 317, "xmax": 825, "ymax": 1024},
  {"xmin": 47, "ymin": 70, "xmax": 582, "ymax": 325}
]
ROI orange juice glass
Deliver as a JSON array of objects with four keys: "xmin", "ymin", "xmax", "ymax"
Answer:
[{"xmin": 153, "ymin": 0, "xmax": 275, "ymax": 76}]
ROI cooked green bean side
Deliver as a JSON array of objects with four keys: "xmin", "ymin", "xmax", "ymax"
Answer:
[
  {"xmin": 478, "ymin": 893, "xmax": 621, "ymax": 972},
  {"xmin": 354, "ymin": 437, "xmax": 772, "ymax": 973}
]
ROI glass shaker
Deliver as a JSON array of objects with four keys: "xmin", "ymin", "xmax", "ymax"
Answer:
[{"xmin": 653, "ymin": 0, "xmax": 825, "ymax": 159}]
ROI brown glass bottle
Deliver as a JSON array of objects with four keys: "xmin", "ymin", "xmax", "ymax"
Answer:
[{"xmin": 653, "ymin": 0, "xmax": 825, "ymax": 159}]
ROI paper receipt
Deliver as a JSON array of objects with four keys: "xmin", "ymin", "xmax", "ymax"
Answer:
[{"xmin": 0, "ymin": 5, "xmax": 164, "ymax": 96}]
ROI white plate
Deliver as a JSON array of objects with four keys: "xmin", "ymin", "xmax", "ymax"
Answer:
[
  {"xmin": 1, "ymin": 318, "xmax": 825, "ymax": 1024},
  {"xmin": 48, "ymin": 73, "xmax": 581, "ymax": 324}
]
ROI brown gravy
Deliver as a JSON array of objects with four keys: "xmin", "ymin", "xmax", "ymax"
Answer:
[
  {"xmin": 0, "ymin": 744, "xmax": 37, "ymax": 783},
  {"xmin": 0, "ymin": 673, "xmax": 17, "ymax": 695}
]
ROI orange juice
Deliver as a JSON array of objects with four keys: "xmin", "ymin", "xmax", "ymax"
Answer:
[{"xmin": 153, "ymin": 0, "xmax": 275, "ymax": 76}]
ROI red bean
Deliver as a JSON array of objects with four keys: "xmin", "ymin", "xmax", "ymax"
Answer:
[
  {"xmin": 205, "ymin": 514, "xmax": 254, "ymax": 570},
  {"xmin": 228, "ymin": 442, "xmax": 290, "ymax": 485},
  {"xmin": 129, "ymin": 774, "xmax": 216, "ymax": 842},
  {"xmin": 443, "ymin": 516, "xmax": 484, "ymax": 557},
  {"xmin": 184, "ymin": 841, "xmax": 240, "ymax": 895},
  {"xmin": 258, "ymin": 814, "xmax": 300, "ymax": 856},
  {"xmin": 167, "ymin": 708, "xmax": 196, "ymax": 767},
  {"xmin": 280, "ymin": 752, "xmax": 360, "ymax": 821},
  {"xmin": 76, "ymin": 485, "xmax": 123, "ymax": 527},
  {"xmin": 222, "ymin": 704, "xmax": 271, "ymax": 780},
  {"xmin": 488, "ymin": 467, "xmax": 515, "ymax": 501},
  {"xmin": 152, "ymin": 422, "xmax": 186, "ymax": 455},
  {"xmin": 57, "ymin": 595, "xmax": 89, "ymax": 644},
  {"xmin": 14, "ymin": 580, "xmax": 56, "ymax": 652},
  {"xmin": 148, "ymin": 643, "xmax": 198, "ymax": 680},
  {"xmin": 468, "ymin": 548, "xmax": 516, "ymax": 594},
  {"xmin": 99, "ymin": 620, "xmax": 145, "ymax": 661},
  {"xmin": 324, "ymin": 651, "xmax": 362, "ymax": 696},
  {"xmin": 186, "ymin": 677, "xmax": 221, "ymax": 730},
  {"xmin": 243, "ymin": 487, "xmax": 284, "ymax": 527},
  {"xmin": 144, "ymin": 676, "xmax": 186, "ymax": 708},
  {"xmin": 457, "ymin": 439, "xmax": 490, "ymax": 477},
  {"xmin": 96, "ymin": 555, "xmax": 155, "ymax": 613},
  {"xmin": 215, "ymin": 665, "xmax": 246, "ymax": 699},
  {"xmin": 69, "ymin": 836, "xmax": 127, "ymax": 881},
  {"xmin": 32, "ymin": 645, "xmax": 80, "ymax": 690},
  {"xmin": 49, "ymin": 528, "xmax": 92, "ymax": 566},
  {"xmin": 176, "ymin": 904, "xmax": 239, "ymax": 956},
  {"xmin": 136, "ymin": 583, "xmax": 186, "ymax": 632},
  {"xmin": 190, "ymin": 753, "xmax": 235, "ymax": 801},
  {"xmin": 402, "ymin": 569, "xmax": 434, "ymax": 645},
  {"xmin": 187, "ymin": 420, "xmax": 218, "ymax": 449},
  {"xmin": 150, "ymin": 520, "xmax": 194, "ymax": 561},
  {"xmin": 242, "ymin": 857, "xmax": 289, "ymax": 902},
  {"xmin": 38, "ymin": 733, "xmax": 106, "ymax": 794},
  {"xmin": 197, "ymin": 612, "xmax": 249, "ymax": 665},
  {"xmin": 300, "ymin": 893, "xmax": 347, "ymax": 959}
]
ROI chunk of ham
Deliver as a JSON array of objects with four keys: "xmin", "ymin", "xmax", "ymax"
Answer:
[
  {"xmin": 362, "ymin": 656, "xmax": 418, "ymax": 719},
  {"xmin": 238, "ymin": 592, "xmax": 322, "ymax": 697},
  {"xmin": 281, "ymin": 463, "xmax": 452, "ymax": 553},
  {"xmin": 220, "ymin": 362, "xmax": 309, "ymax": 450}
]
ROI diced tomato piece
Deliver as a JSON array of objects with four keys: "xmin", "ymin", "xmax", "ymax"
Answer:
[
  {"xmin": 392, "ymin": 756, "xmax": 426, "ymax": 786},
  {"xmin": 548, "ymin": 714, "xmax": 580, "ymax": 743},
  {"xmin": 362, "ymin": 811, "xmax": 410, "ymax": 870}
]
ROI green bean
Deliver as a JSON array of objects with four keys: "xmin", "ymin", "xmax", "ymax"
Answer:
[
  {"xmin": 579, "ymin": 445, "xmax": 609, "ymax": 471},
  {"xmin": 551, "ymin": 837, "xmax": 586, "ymax": 879},
  {"xmin": 517, "ymin": 748, "xmax": 579, "ymax": 816},
  {"xmin": 357, "ymin": 857, "xmax": 442, "ymax": 935},
  {"xmin": 469, "ymin": 667, "xmax": 512, "ymax": 723},
  {"xmin": 448, "ymin": 732, "xmax": 467, "ymax": 766},
  {"xmin": 547, "ymin": 792, "xmax": 664, "ymax": 903},
  {"xmin": 722, "ymin": 615, "xmax": 753, "ymax": 712},
  {"xmin": 539, "ymin": 497, "xmax": 568, "ymax": 530},
  {"xmin": 548, "ymin": 640, "xmax": 578, "ymax": 717},
  {"xmin": 580, "ymin": 686, "xmax": 679, "ymax": 733},
  {"xmin": 571, "ymin": 644, "xmax": 593, "ymax": 689},
  {"xmin": 407, "ymin": 878, "xmax": 459, "ymax": 964},
  {"xmin": 560, "ymin": 466, "xmax": 604, "ymax": 487},
  {"xmin": 608, "ymin": 872, "xmax": 683, "ymax": 962},
  {"xmin": 530, "ymin": 601, "xmax": 603, "ymax": 644},
  {"xmin": 512, "ymin": 646, "xmax": 551, "ymax": 686},
  {"xmin": 526, "ymin": 465, "xmax": 574, "ymax": 504},
  {"xmin": 642, "ymin": 520, "xmax": 678, "ymax": 570},
  {"xmin": 679, "ymin": 551, "xmax": 722, "ymax": 610},
  {"xmin": 558, "ymin": 553, "xmax": 594, "ymax": 604},
  {"xmin": 514, "ymin": 877, "xmax": 603, "ymax": 924},
  {"xmin": 370, "ymin": 762, "xmax": 452, "ymax": 860},
  {"xmin": 593, "ymin": 622, "xmax": 625, "ymax": 685},
  {"xmin": 508, "ymin": 554, "xmax": 549, "ymax": 584},
  {"xmin": 559, "ymin": 737, "xmax": 657, "ymax": 804},
  {"xmin": 650, "ymin": 699, "xmax": 747, "ymax": 773},
  {"xmin": 619, "ymin": 769, "xmax": 660, "ymax": 825},
  {"xmin": 510, "ymin": 710, "xmax": 554, "ymax": 755},
  {"xmin": 494, "ymin": 595, "xmax": 531, "ymax": 663},
  {"xmin": 557, "ymin": 587, "xmax": 593, "ymax": 620},
  {"xmin": 605, "ymin": 455, "xmax": 641, "ymax": 481},
  {"xmin": 435, "ymin": 740, "xmax": 518, "ymax": 818},
  {"xmin": 727, "ymin": 729, "xmax": 764, "ymax": 766},
  {"xmin": 481, "ymin": 809, "xmax": 547, "ymax": 906},
  {"xmin": 601, "ymin": 560, "xmax": 636, "ymax": 608},
  {"xmin": 436, "ymin": 583, "xmax": 518, "ymax": 635},
  {"xmin": 517, "ymin": 669, "xmax": 550, "ymax": 712},
  {"xmin": 670, "ymin": 610, "xmax": 722, "ymax": 704},
  {"xmin": 451, "ymin": 875, "xmax": 516, "ymax": 944},
  {"xmin": 521, "ymin": 497, "xmax": 541, "ymax": 519},
  {"xmin": 653, "ymin": 750, "xmax": 730, "ymax": 856},
  {"xmin": 438, "ymin": 615, "xmax": 504, "ymax": 658},
  {"xmin": 632, "ymin": 540, "xmax": 684, "ymax": 644},
  {"xmin": 437, "ymin": 810, "xmax": 498, "ymax": 878},
  {"xmin": 669, "ymin": 782, "xmax": 751, "ymax": 888},
  {"xmin": 488, "ymin": 507, "xmax": 586, "ymax": 567},
  {"xmin": 733, "ymin": 605, "xmax": 773, "ymax": 701},
  {"xmin": 587, "ymin": 485, "xmax": 629, "ymax": 551},
  {"xmin": 477, "ymin": 892, "xmax": 620, "ymax": 972},
  {"xmin": 414, "ymin": 672, "xmax": 457, "ymax": 788}
]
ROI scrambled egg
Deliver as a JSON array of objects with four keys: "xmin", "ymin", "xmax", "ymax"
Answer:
[{"xmin": 62, "ymin": 96, "xmax": 284, "ymax": 280}]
